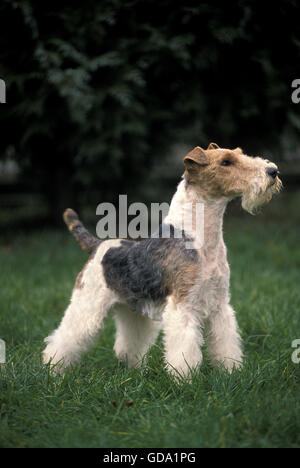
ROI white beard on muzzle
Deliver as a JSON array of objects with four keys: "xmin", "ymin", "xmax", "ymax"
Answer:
[{"xmin": 241, "ymin": 176, "xmax": 276, "ymax": 214}]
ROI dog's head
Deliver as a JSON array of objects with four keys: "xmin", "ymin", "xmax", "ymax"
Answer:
[{"xmin": 183, "ymin": 143, "xmax": 282, "ymax": 213}]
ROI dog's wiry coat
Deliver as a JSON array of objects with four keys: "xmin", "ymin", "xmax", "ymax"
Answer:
[
  {"xmin": 102, "ymin": 225, "xmax": 199, "ymax": 317},
  {"xmin": 43, "ymin": 143, "xmax": 282, "ymax": 377}
]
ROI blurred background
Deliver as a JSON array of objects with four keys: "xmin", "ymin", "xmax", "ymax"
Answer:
[
  {"xmin": 1, "ymin": 2, "xmax": 300, "ymax": 449},
  {"xmin": 0, "ymin": 0, "xmax": 300, "ymax": 233}
]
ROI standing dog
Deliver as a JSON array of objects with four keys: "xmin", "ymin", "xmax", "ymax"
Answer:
[{"xmin": 43, "ymin": 143, "xmax": 281, "ymax": 377}]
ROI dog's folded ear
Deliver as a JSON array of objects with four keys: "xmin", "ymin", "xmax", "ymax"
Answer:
[
  {"xmin": 207, "ymin": 142, "xmax": 220, "ymax": 150},
  {"xmin": 233, "ymin": 147, "xmax": 243, "ymax": 154},
  {"xmin": 183, "ymin": 146, "xmax": 209, "ymax": 171}
]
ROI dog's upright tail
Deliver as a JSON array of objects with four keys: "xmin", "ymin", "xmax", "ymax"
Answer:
[{"xmin": 63, "ymin": 208, "xmax": 101, "ymax": 255}]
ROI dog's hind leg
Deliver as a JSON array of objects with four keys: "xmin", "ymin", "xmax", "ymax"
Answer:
[
  {"xmin": 43, "ymin": 243, "xmax": 118, "ymax": 372},
  {"xmin": 113, "ymin": 305, "xmax": 161, "ymax": 368}
]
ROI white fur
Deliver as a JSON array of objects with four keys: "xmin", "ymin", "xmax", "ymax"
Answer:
[
  {"xmin": 114, "ymin": 304, "xmax": 161, "ymax": 367},
  {"xmin": 43, "ymin": 240, "xmax": 121, "ymax": 370},
  {"xmin": 163, "ymin": 296, "xmax": 204, "ymax": 376}
]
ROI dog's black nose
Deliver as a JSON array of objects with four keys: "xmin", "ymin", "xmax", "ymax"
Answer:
[{"xmin": 266, "ymin": 167, "xmax": 278, "ymax": 179}]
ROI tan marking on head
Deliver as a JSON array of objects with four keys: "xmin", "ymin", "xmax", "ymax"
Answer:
[
  {"xmin": 233, "ymin": 147, "xmax": 243, "ymax": 154},
  {"xmin": 183, "ymin": 145, "xmax": 282, "ymax": 209},
  {"xmin": 183, "ymin": 147, "xmax": 209, "ymax": 184},
  {"xmin": 207, "ymin": 142, "xmax": 220, "ymax": 150}
]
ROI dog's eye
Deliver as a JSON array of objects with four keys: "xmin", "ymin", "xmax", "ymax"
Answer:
[{"xmin": 221, "ymin": 160, "xmax": 233, "ymax": 167}]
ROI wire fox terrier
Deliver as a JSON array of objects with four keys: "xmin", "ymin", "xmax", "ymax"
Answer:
[{"xmin": 43, "ymin": 143, "xmax": 282, "ymax": 377}]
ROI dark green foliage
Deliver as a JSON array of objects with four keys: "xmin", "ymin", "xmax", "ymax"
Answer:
[{"xmin": 0, "ymin": 1, "xmax": 300, "ymax": 219}]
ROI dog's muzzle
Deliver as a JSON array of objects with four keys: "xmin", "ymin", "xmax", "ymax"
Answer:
[{"xmin": 266, "ymin": 167, "xmax": 279, "ymax": 179}]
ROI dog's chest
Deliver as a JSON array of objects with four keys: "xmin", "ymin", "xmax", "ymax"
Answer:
[{"xmin": 189, "ymin": 248, "xmax": 230, "ymax": 314}]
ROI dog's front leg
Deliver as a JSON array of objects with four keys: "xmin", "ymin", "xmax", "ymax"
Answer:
[
  {"xmin": 162, "ymin": 298, "xmax": 203, "ymax": 378},
  {"xmin": 205, "ymin": 304, "xmax": 243, "ymax": 372}
]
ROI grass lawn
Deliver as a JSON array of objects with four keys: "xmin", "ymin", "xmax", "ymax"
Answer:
[{"xmin": 0, "ymin": 195, "xmax": 300, "ymax": 448}]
